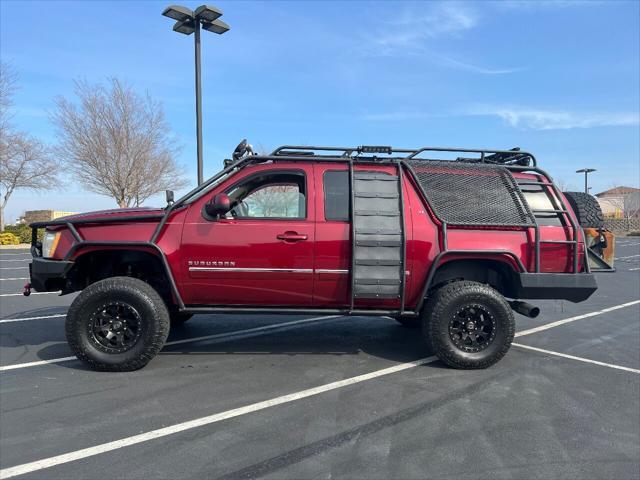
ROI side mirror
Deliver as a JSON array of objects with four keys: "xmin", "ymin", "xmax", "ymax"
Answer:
[
  {"xmin": 205, "ymin": 193, "xmax": 231, "ymax": 218},
  {"xmin": 165, "ymin": 190, "xmax": 174, "ymax": 205}
]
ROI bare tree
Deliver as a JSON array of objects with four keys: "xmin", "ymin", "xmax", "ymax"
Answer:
[
  {"xmin": 52, "ymin": 78, "xmax": 186, "ymax": 208},
  {"xmin": 0, "ymin": 62, "xmax": 58, "ymax": 231},
  {"xmin": 244, "ymin": 184, "xmax": 301, "ymax": 217},
  {"xmin": 0, "ymin": 134, "xmax": 58, "ymax": 230},
  {"xmin": 601, "ymin": 186, "xmax": 640, "ymax": 230},
  {"xmin": 0, "ymin": 61, "xmax": 18, "ymax": 133}
]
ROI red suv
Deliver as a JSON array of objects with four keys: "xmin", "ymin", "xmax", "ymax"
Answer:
[{"xmin": 28, "ymin": 142, "xmax": 609, "ymax": 371}]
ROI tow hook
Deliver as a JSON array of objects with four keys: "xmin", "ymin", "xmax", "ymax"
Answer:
[
  {"xmin": 508, "ymin": 300, "xmax": 540, "ymax": 318},
  {"xmin": 23, "ymin": 283, "xmax": 32, "ymax": 297}
]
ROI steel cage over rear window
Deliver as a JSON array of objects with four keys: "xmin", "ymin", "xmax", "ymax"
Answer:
[{"xmin": 405, "ymin": 160, "xmax": 536, "ymax": 227}]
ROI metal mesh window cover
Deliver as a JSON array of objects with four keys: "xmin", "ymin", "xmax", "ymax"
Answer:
[{"xmin": 406, "ymin": 160, "xmax": 535, "ymax": 226}]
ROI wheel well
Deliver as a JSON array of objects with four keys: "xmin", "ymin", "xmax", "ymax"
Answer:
[
  {"xmin": 66, "ymin": 250, "xmax": 175, "ymax": 307},
  {"xmin": 430, "ymin": 259, "xmax": 518, "ymax": 298}
]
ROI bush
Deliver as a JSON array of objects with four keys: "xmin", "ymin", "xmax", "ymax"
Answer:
[
  {"xmin": 0, "ymin": 232, "xmax": 20, "ymax": 245},
  {"xmin": 628, "ymin": 231, "xmax": 640, "ymax": 237},
  {"xmin": 3, "ymin": 224, "xmax": 42, "ymax": 243}
]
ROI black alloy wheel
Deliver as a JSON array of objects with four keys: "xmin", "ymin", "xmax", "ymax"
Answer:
[
  {"xmin": 89, "ymin": 302, "xmax": 143, "ymax": 353},
  {"xmin": 448, "ymin": 304, "xmax": 496, "ymax": 353}
]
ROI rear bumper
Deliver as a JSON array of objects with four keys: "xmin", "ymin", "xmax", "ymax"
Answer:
[
  {"xmin": 513, "ymin": 273, "xmax": 597, "ymax": 303},
  {"xmin": 29, "ymin": 257, "xmax": 73, "ymax": 292}
]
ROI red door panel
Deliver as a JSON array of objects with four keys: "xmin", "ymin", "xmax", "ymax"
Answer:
[{"xmin": 179, "ymin": 164, "xmax": 315, "ymax": 306}]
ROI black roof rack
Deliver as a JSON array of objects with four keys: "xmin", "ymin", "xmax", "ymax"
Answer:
[{"xmin": 268, "ymin": 145, "xmax": 536, "ymax": 166}]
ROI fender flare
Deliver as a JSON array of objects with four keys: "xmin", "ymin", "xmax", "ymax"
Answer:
[
  {"xmin": 415, "ymin": 250, "xmax": 525, "ymax": 312},
  {"xmin": 66, "ymin": 241, "xmax": 184, "ymax": 309}
]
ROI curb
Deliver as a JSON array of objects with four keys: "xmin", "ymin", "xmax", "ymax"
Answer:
[{"xmin": 0, "ymin": 244, "xmax": 30, "ymax": 250}]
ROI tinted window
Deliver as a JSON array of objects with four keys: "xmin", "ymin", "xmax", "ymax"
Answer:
[
  {"xmin": 324, "ymin": 170, "xmax": 349, "ymax": 221},
  {"xmin": 226, "ymin": 172, "xmax": 306, "ymax": 219}
]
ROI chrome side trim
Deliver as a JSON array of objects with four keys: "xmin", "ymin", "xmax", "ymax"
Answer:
[
  {"xmin": 189, "ymin": 267, "xmax": 410, "ymax": 276},
  {"xmin": 189, "ymin": 267, "xmax": 313, "ymax": 273}
]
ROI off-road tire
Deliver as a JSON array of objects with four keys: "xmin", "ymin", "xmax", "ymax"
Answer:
[
  {"xmin": 422, "ymin": 281, "xmax": 515, "ymax": 369},
  {"xmin": 395, "ymin": 315, "xmax": 421, "ymax": 328},
  {"xmin": 170, "ymin": 312, "xmax": 193, "ymax": 326},
  {"xmin": 564, "ymin": 191, "xmax": 604, "ymax": 228},
  {"xmin": 66, "ymin": 276, "xmax": 170, "ymax": 371}
]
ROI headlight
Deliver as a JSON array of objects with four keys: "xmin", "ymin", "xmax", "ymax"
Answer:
[{"xmin": 42, "ymin": 231, "xmax": 61, "ymax": 258}]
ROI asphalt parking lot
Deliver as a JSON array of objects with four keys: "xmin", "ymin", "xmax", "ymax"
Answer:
[{"xmin": 1, "ymin": 241, "xmax": 639, "ymax": 480}]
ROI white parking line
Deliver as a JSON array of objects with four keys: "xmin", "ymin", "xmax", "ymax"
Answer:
[
  {"xmin": 513, "ymin": 343, "xmax": 640, "ymax": 374},
  {"xmin": 0, "ymin": 313, "xmax": 67, "ymax": 324},
  {"xmin": 0, "ymin": 277, "xmax": 29, "ymax": 281},
  {"xmin": 0, "ymin": 292, "xmax": 59, "ymax": 298},
  {"xmin": 0, "ymin": 355, "xmax": 437, "ymax": 479},
  {"xmin": 629, "ymin": 267, "xmax": 640, "ymax": 271},
  {"xmin": 615, "ymin": 254, "xmax": 640, "ymax": 260},
  {"xmin": 0, "ymin": 253, "xmax": 30, "ymax": 257},
  {"xmin": 0, "ymin": 259, "xmax": 30, "ymax": 262},
  {"xmin": 515, "ymin": 300, "xmax": 640, "ymax": 338},
  {"xmin": 0, "ymin": 315, "xmax": 342, "ymax": 371},
  {"xmin": 0, "ymin": 267, "xmax": 28, "ymax": 270},
  {"xmin": 0, "ymin": 356, "xmax": 77, "ymax": 371}
]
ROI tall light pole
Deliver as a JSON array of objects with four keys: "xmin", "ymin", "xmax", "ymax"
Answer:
[
  {"xmin": 162, "ymin": 5, "xmax": 230, "ymax": 185},
  {"xmin": 576, "ymin": 168, "xmax": 596, "ymax": 194}
]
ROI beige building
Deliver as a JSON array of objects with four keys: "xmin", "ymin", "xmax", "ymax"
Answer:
[
  {"xmin": 21, "ymin": 210, "xmax": 78, "ymax": 225},
  {"xmin": 595, "ymin": 187, "xmax": 640, "ymax": 219}
]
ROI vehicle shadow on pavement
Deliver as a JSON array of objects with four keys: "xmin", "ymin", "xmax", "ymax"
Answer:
[
  {"xmin": 32, "ymin": 316, "xmax": 437, "ymax": 371},
  {"xmin": 160, "ymin": 318, "xmax": 432, "ymax": 365}
]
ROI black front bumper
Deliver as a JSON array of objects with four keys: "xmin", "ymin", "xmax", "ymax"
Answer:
[
  {"xmin": 513, "ymin": 273, "xmax": 597, "ymax": 303},
  {"xmin": 29, "ymin": 257, "xmax": 73, "ymax": 292}
]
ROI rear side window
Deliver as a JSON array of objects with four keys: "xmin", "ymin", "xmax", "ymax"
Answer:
[
  {"xmin": 521, "ymin": 185, "xmax": 564, "ymax": 226},
  {"xmin": 324, "ymin": 170, "xmax": 349, "ymax": 221}
]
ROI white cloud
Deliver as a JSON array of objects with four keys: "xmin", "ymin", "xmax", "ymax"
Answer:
[
  {"xmin": 357, "ymin": 3, "xmax": 520, "ymax": 75},
  {"xmin": 433, "ymin": 56, "xmax": 522, "ymax": 75},
  {"xmin": 366, "ymin": 3, "xmax": 479, "ymax": 54},
  {"xmin": 468, "ymin": 105, "xmax": 640, "ymax": 130}
]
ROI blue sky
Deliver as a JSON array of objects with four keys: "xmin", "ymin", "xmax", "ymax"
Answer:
[{"xmin": 1, "ymin": 0, "xmax": 639, "ymax": 221}]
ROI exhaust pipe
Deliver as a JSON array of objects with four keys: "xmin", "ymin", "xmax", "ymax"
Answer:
[{"xmin": 508, "ymin": 300, "xmax": 540, "ymax": 318}]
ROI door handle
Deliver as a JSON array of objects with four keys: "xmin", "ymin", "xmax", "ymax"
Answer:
[{"xmin": 277, "ymin": 231, "xmax": 308, "ymax": 242}]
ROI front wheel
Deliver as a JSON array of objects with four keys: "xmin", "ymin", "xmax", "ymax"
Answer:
[
  {"xmin": 422, "ymin": 281, "xmax": 514, "ymax": 369},
  {"xmin": 65, "ymin": 276, "xmax": 170, "ymax": 371}
]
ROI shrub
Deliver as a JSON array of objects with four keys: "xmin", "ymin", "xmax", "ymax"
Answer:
[
  {"xmin": 628, "ymin": 231, "xmax": 640, "ymax": 237},
  {"xmin": 0, "ymin": 232, "xmax": 20, "ymax": 245},
  {"xmin": 3, "ymin": 224, "xmax": 42, "ymax": 243}
]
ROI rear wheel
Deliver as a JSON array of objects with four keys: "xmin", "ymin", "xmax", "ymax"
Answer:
[
  {"xmin": 422, "ymin": 281, "xmax": 514, "ymax": 369},
  {"xmin": 66, "ymin": 276, "xmax": 170, "ymax": 371}
]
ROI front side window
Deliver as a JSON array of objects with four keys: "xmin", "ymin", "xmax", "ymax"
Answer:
[{"xmin": 225, "ymin": 171, "xmax": 306, "ymax": 219}]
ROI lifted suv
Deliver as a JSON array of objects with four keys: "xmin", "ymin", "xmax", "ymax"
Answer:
[{"xmin": 28, "ymin": 141, "xmax": 610, "ymax": 371}]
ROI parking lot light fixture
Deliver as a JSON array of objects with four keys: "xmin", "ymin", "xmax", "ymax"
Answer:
[
  {"xmin": 202, "ymin": 19, "xmax": 229, "ymax": 34},
  {"xmin": 576, "ymin": 168, "xmax": 596, "ymax": 194},
  {"xmin": 194, "ymin": 5, "xmax": 222, "ymax": 22},
  {"xmin": 161, "ymin": 4, "xmax": 230, "ymax": 186}
]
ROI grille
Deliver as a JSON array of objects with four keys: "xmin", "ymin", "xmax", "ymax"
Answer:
[{"xmin": 405, "ymin": 160, "xmax": 535, "ymax": 226}]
